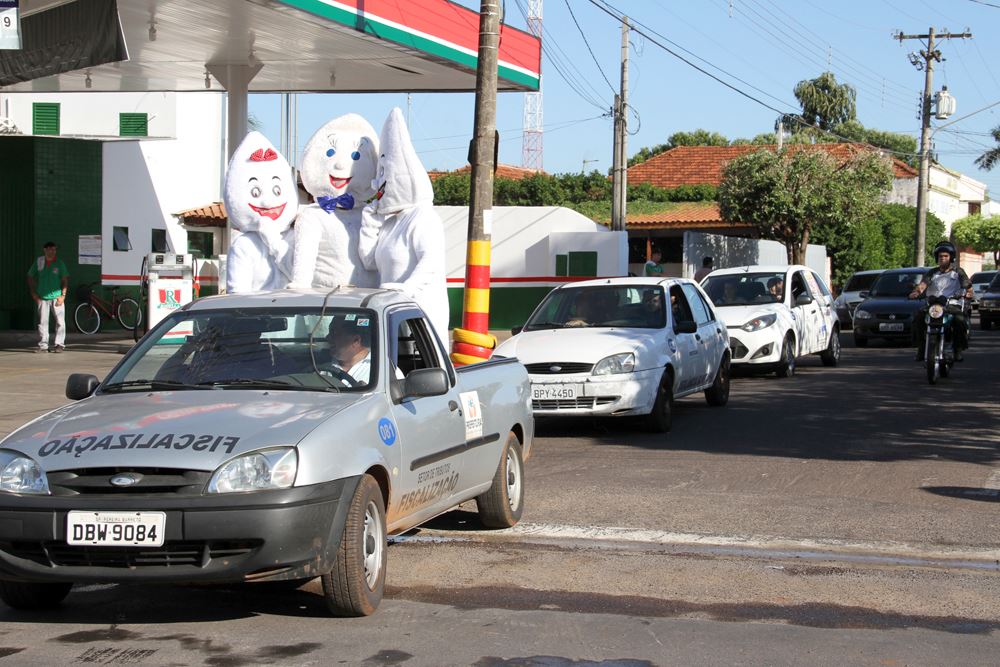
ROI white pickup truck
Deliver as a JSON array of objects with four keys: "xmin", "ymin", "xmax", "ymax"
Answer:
[{"xmin": 0, "ymin": 288, "xmax": 533, "ymax": 616}]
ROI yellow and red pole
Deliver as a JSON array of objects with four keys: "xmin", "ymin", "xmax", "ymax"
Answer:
[{"xmin": 450, "ymin": 0, "xmax": 500, "ymax": 367}]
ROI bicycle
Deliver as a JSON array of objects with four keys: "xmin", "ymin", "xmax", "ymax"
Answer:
[{"xmin": 73, "ymin": 283, "xmax": 143, "ymax": 334}]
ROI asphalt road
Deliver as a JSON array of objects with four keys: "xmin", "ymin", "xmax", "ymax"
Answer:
[{"xmin": 0, "ymin": 323, "xmax": 998, "ymax": 665}]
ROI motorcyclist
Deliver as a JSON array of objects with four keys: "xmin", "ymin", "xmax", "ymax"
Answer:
[{"xmin": 908, "ymin": 241, "xmax": 972, "ymax": 362}]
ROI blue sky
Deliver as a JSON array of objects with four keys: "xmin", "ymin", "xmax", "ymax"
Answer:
[{"xmin": 248, "ymin": 0, "xmax": 1000, "ymax": 197}]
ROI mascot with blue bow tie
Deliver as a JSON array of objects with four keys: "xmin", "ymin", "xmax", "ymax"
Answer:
[{"xmin": 290, "ymin": 113, "xmax": 380, "ymax": 289}]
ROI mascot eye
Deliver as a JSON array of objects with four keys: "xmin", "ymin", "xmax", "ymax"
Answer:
[
  {"xmin": 250, "ymin": 186, "xmax": 262, "ymax": 198},
  {"xmin": 326, "ymin": 148, "xmax": 335, "ymax": 157},
  {"xmin": 351, "ymin": 151, "xmax": 361, "ymax": 161},
  {"xmin": 272, "ymin": 184, "xmax": 282, "ymax": 197}
]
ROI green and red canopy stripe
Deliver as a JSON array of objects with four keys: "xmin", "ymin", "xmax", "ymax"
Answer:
[{"xmin": 278, "ymin": 0, "xmax": 541, "ymax": 90}]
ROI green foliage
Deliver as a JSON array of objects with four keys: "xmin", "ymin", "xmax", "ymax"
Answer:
[
  {"xmin": 974, "ymin": 126, "xmax": 1000, "ymax": 171},
  {"xmin": 834, "ymin": 120, "xmax": 917, "ymax": 166},
  {"xmin": 627, "ymin": 129, "xmax": 729, "ymax": 166},
  {"xmin": 432, "ymin": 170, "xmax": 711, "ymax": 207},
  {"xmin": 719, "ymin": 147, "xmax": 893, "ymax": 266},
  {"xmin": 953, "ymin": 214, "xmax": 1000, "ymax": 264}
]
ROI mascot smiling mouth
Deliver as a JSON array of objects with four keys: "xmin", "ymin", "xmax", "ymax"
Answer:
[
  {"xmin": 329, "ymin": 175, "xmax": 352, "ymax": 189},
  {"xmin": 248, "ymin": 203, "xmax": 287, "ymax": 220}
]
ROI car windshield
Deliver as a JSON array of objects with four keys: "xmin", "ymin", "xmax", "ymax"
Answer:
[
  {"xmin": 102, "ymin": 307, "xmax": 378, "ymax": 393},
  {"xmin": 843, "ymin": 272, "xmax": 881, "ymax": 292},
  {"xmin": 971, "ymin": 272, "xmax": 996, "ymax": 285},
  {"xmin": 869, "ymin": 272, "xmax": 923, "ymax": 297},
  {"xmin": 702, "ymin": 272, "xmax": 785, "ymax": 306},
  {"xmin": 523, "ymin": 285, "xmax": 666, "ymax": 330},
  {"xmin": 990, "ymin": 274, "xmax": 1000, "ymax": 291}
]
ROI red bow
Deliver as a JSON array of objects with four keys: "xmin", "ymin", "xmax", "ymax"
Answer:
[{"xmin": 249, "ymin": 148, "xmax": 278, "ymax": 162}]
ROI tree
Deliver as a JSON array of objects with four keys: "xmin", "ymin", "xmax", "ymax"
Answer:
[
  {"xmin": 628, "ymin": 129, "xmax": 729, "ymax": 166},
  {"xmin": 953, "ymin": 214, "xmax": 1000, "ymax": 265},
  {"xmin": 834, "ymin": 120, "xmax": 917, "ymax": 166},
  {"xmin": 718, "ymin": 147, "xmax": 893, "ymax": 265},
  {"xmin": 787, "ymin": 71, "xmax": 857, "ymax": 133},
  {"xmin": 974, "ymin": 126, "xmax": 1000, "ymax": 171}
]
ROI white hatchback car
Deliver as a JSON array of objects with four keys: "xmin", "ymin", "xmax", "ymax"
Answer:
[
  {"xmin": 493, "ymin": 277, "xmax": 731, "ymax": 432},
  {"xmin": 701, "ymin": 265, "xmax": 840, "ymax": 377}
]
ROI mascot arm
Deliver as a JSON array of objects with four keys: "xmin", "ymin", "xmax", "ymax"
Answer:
[
  {"xmin": 226, "ymin": 235, "xmax": 255, "ymax": 294},
  {"xmin": 358, "ymin": 208, "xmax": 384, "ymax": 271},
  {"xmin": 289, "ymin": 209, "xmax": 322, "ymax": 288},
  {"xmin": 389, "ymin": 212, "xmax": 444, "ymax": 296},
  {"xmin": 257, "ymin": 224, "xmax": 294, "ymax": 282}
]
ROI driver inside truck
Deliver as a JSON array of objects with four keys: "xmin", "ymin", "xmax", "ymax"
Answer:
[{"xmin": 325, "ymin": 315, "xmax": 372, "ymax": 385}]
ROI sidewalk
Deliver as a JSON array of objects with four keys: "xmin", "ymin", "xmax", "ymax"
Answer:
[{"xmin": 0, "ymin": 330, "xmax": 136, "ymax": 354}]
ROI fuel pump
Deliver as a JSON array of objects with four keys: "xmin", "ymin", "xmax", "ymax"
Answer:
[{"xmin": 145, "ymin": 252, "xmax": 195, "ymax": 329}]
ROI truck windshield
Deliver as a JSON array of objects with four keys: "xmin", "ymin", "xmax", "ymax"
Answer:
[
  {"xmin": 103, "ymin": 308, "xmax": 378, "ymax": 393},
  {"xmin": 524, "ymin": 285, "xmax": 666, "ymax": 330}
]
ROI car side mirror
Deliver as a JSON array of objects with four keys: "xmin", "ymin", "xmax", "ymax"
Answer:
[
  {"xmin": 674, "ymin": 320, "xmax": 697, "ymax": 334},
  {"xmin": 795, "ymin": 294, "xmax": 813, "ymax": 307},
  {"xmin": 403, "ymin": 368, "xmax": 449, "ymax": 398},
  {"xmin": 66, "ymin": 373, "xmax": 100, "ymax": 400},
  {"xmin": 858, "ymin": 291, "xmax": 869, "ymax": 299},
  {"xmin": 511, "ymin": 325, "xmax": 523, "ymax": 336}
]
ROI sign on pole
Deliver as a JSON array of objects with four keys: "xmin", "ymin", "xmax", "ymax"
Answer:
[{"xmin": 0, "ymin": 0, "xmax": 20, "ymax": 50}]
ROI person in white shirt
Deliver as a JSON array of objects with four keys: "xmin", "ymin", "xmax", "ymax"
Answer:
[{"xmin": 325, "ymin": 315, "xmax": 372, "ymax": 386}]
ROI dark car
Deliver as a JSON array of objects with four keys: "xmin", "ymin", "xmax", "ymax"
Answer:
[
  {"xmin": 852, "ymin": 267, "xmax": 927, "ymax": 347},
  {"xmin": 979, "ymin": 273, "xmax": 1000, "ymax": 330},
  {"xmin": 971, "ymin": 270, "xmax": 998, "ymax": 311}
]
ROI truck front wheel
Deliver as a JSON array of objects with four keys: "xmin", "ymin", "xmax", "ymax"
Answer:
[
  {"xmin": 0, "ymin": 581, "xmax": 72, "ymax": 610},
  {"xmin": 477, "ymin": 432, "xmax": 524, "ymax": 529},
  {"xmin": 321, "ymin": 474, "xmax": 386, "ymax": 616}
]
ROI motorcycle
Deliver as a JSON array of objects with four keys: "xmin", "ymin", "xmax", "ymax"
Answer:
[{"xmin": 923, "ymin": 294, "xmax": 967, "ymax": 385}]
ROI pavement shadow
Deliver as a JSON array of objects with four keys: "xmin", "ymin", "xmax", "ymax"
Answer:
[{"xmin": 922, "ymin": 486, "xmax": 1000, "ymax": 503}]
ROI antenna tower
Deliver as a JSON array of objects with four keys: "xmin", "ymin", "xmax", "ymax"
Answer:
[{"xmin": 522, "ymin": 0, "xmax": 543, "ymax": 170}]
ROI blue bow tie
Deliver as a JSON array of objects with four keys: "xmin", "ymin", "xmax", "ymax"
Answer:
[{"xmin": 316, "ymin": 193, "xmax": 355, "ymax": 211}]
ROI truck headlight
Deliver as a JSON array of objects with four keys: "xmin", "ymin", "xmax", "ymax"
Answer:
[
  {"xmin": 854, "ymin": 309, "xmax": 873, "ymax": 320},
  {"xmin": 592, "ymin": 353, "xmax": 636, "ymax": 375},
  {"xmin": 741, "ymin": 313, "xmax": 777, "ymax": 332},
  {"xmin": 207, "ymin": 448, "xmax": 297, "ymax": 493},
  {"xmin": 0, "ymin": 451, "xmax": 49, "ymax": 495}
]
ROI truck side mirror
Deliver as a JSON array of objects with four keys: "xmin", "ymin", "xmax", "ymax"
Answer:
[
  {"xmin": 795, "ymin": 293, "xmax": 813, "ymax": 307},
  {"xmin": 511, "ymin": 325, "xmax": 523, "ymax": 336},
  {"xmin": 66, "ymin": 373, "xmax": 100, "ymax": 400},
  {"xmin": 674, "ymin": 320, "xmax": 697, "ymax": 334},
  {"xmin": 403, "ymin": 368, "xmax": 449, "ymax": 398}
]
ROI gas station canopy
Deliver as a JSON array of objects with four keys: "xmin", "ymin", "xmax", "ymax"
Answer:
[{"xmin": 2, "ymin": 0, "xmax": 541, "ymax": 93}]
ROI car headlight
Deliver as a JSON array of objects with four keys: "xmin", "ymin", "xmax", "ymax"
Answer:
[
  {"xmin": 741, "ymin": 313, "xmax": 777, "ymax": 332},
  {"xmin": 928, "ymin": 304, "xmax": 945, "ymax": 319},
  {"xmin": 207, "ymin": 448, "xmax": 297, "ymax": 493},
  {"xmin": 854, "ymin": 309, "xmax": 873, "ymax": 320},
  {"xmin": 0, "ymin": 450, "xmax": 49, "ymax": 495},
  {"xmin": 592, "ymin": 353, "xmax": 635, "ymax": 375}
]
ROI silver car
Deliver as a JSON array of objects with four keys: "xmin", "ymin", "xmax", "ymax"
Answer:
[{"xmin": 0, "ymin": 289, "xmax": 533, "ymax": 616}]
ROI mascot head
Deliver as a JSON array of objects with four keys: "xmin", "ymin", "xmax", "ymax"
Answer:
[
  {"xmin": 300, "ymin": 113, "xmax": 379, "ymax": 205},
  {"xmin": 370, "ymin": 107, "xmax": 433, "ymax": 215},
  {"xmin": 224, "ymin": 132, "xmax": 297, "ymax": 234}
]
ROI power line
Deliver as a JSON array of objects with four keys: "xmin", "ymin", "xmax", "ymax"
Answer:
[
  {"xmin": 563, "ymin": 0, "xmax": 616, "ymax": 94},
  {"xmin": 967, "ymin": 0, "xmax": 1000, "ymax": 8}
]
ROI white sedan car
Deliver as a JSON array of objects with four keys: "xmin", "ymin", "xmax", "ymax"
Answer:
[
  {"xmin": 701, "ymin": 265, "xmax": 840, "ymax": 377},
  {"xmin": 493, "ymin": 277, "xmax": 730, "ymax": 432}
]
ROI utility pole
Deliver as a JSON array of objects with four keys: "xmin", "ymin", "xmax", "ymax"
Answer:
[
  {"xmin": 895, "ymin": 27, "xmax": 972, "ymax": 266},
  {"xmin": 451, "ymin": 0, "xmax": 501, "ymax": 366},
  {"xmin": 611, "ymin": 17, "xmax": 629, "ymax": 232}
]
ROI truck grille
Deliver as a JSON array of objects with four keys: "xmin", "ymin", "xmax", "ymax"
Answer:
[
  {"xmin": 533, "ymin": 396, "xmax": 618, "ymax": 410},
  {"xmin": 525, "ymin": 362, "xmax": 593, "ymax": 375},
  {"xmin": 47, "ymin": 468, "xmax": 212, "ymax": 496},
  {"xmin": 1, "ymin": 540, "xmax": 260, "ymax": 568}
]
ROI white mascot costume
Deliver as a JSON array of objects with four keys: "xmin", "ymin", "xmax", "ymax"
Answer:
[
  {"xmin": 359, "ymin": 108, "xmax": 449, "ymax": 345},
  {"xmin": 290, "ymin": 114, "xmax": 379, "ymax": 289},
  {"xmin": 224, "ymin": 132, "xmax": 297, "ymax": 293}
]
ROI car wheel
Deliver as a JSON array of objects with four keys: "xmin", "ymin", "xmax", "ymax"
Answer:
[
  {"xmin": 476, "ymin": 432, "xmax": 525, "ymax": 529},
  {"xmin": 775, "ymin": 336, "xmax": 795, "ymax": 378},
  {"xmin": 646, "ymin": 369, "xmax": 674, "ymax": 432},
  {"xmin": 320, "ymin": 474, "xmax": 385, "ymax": 617},
  {"xmin": 0, "ymin": 581, "xmax": 72, "ymax": 610},
  {"xmin": 854, "ymin": 334, "xmax": 868, "ymax": 348},
  {"xmin": 820, "ymin": 328, "xmax": 841, "ymax": 367},
  {"xmin": 704, "ymin": 354, "xmax": 730, "ymax": 407}
]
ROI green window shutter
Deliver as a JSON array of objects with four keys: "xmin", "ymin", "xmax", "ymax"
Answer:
[
  {"xmin": 567, "ymin": 251, "xmax": 598, "ymax": 277},
  {"xmin": 32, "ymin": 103, "xmax": 60, "ymax": 135},
  {"xmin": 119, "ymin": 112, "xmax": 148, "ymax": 137}
]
